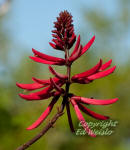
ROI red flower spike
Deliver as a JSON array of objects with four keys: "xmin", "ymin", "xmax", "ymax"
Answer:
[
  {"xmin": 70, "ymin": 35, "xmax": 80, "ymax": 57},
  {"xmin": 66, "ymin": 102, "xmax": 75, "ymax": 132},
  {"xmin": 77, "ymin": 103, "xmax": 109, "ymax": 120},
  {"xmin": 32, "ymin": 48, "xmax": 65, "ymax": 63},
  {"xmin": 29, "ymin": 56, "xmax": 65, "ymax": 66},
  {"xmin": 50, "ymin": 78, "xmax": 65, "ymax": 94},
  {"xmin": 27, "ymin": 95, "xmax": 60, "ymax": 130},
  {"xmin": 17, "ymin": 11, "xmax": 118, "ymax": 139},
  {"xmin": 71, "ymin": 99, "xmax": 96, "ymax": 137},
  {"xmin": 72, "ymin": 59, "xmax": 102, "ymax": 80},
  {"xmin": 87, "ymin": 66, "xmax": 116, "ymax": 80},
  {"xmin": 16, "ymin": 82, "xmax": 45, "ymax": 91},
  {"xmin": 99, "ymin": 59, "xmax": 112, "ymax": 71},
  {"xmin": 49, "ymin": 66, "xmax": 68, "ymax": 80},
  {"xmin": 72, "ymin": 96, "xmax": 118, "ymax": 105},
  {"xmin": 51, "ymin": 10, "xmax": 75, "ymax": 50}
]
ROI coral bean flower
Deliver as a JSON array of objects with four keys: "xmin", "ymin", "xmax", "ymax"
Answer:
[{"xmin": 17, "ymin": 10, "xmax": 118, "ymax": 137}]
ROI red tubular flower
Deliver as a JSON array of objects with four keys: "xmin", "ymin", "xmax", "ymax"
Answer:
[
  {"xmin": 27, "ymin": 95, "xmax": 60, "ymax": 130},
  {"xmin": 71, "ymin": 96, "xmax": 118, "ymax": 105},
  {"xmin": 17, "ymin": 10, "xmax": 118, "ymax": 137},
  {"xmin": 29, "ymin": 56, "xmax": 65, "ymax": 66},
  {"xmin": 70, "ymin": 99, "xmax": 96, "ymax": 137},
  {"xmin": 71, "ymin": 59, "xmax": 102, "ymax": 80},
  {"xmin": 32, "ymin": 76, "xmax": 59, "ymax": 84},
  {"xmin": 70, "ymin": 35, "xmax": 81, "ymax": 57},
  {"xmin": 99, "ymin": 59, "xmax": 112, "ymax": 71},
  {"xmin": 16, "ymin": 82, "xmax": 45, "ymax": 91},
  {"xmin": 77, "ymin": 103, "xmax": 109, "ymax": 120},
  {"xmin": 48, "ymin": 66, "xmax": 68, "ymax": 80},
  {"xmin": 19, "ymin": 85, "xmax": 53, "ymax": 100}
]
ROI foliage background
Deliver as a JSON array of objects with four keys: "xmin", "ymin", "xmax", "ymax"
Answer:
[{"xmin": 0, "ymin": 0, "xmax": 130, "ymax": 149}]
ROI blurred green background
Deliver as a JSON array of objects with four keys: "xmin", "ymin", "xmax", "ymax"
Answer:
[{"xmin": 0, "ymin": 0, "xmax": 130, "ymax": 150}]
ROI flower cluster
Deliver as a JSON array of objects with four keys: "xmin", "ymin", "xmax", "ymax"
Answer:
[{"xmin": 17, "ymin": 10, "xmax": 118, "ymax": 137}]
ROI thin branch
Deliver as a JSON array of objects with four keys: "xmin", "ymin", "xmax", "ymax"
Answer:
[{"xmin": 16, "ymin": 108, "xmax": 64, "ymax": 150}]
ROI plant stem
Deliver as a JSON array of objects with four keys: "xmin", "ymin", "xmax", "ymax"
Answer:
[{"xmin": 16, "ymin": 108, "xmax": 64, "ymax": 150}]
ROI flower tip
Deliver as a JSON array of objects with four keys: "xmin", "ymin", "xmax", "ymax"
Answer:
[
  {"xmin": 32, "ymin": 48, "xmax": 35, "ymax": 52},
  {"xmin": 114, "ymin": 65, "xmax": 116, "ymax": 69},
  {"xmin": 19, "ymin": 93, "xmax": 31, "ymax": 100},
  {"xmin": 78, "ymin": 34, "xmax": 81, "ymax": 40},
  {"xmin": 16, "ymin": 82, "xmax": 20, "ymax": 88},
  {"xmin": 106, "ymin": 116, "xmax": 110, "ymax": 120},
  {"xmin": 114, "ymin": 98, "xmax": 119, "ymax": 102},
  {"xmin": 90, "ymin": 133, "xmax": 96, "ymax": 137},
  {"xmin": 100, "ymin": 58, "xmax": 102, "ymax": 64},
  {"xmin": 29, "ymin": 56, "xmax": 33, "ymax": 59},
  {"xmin": 49, "ymin": 42, "xmax": 56, "ymax": 49},
  {"xmin": 32, "ymin": 48, "xmax": 37, "ymax": 55},
  {"xmin": 19, "ymin": 93, "xmax": 24, "ymax": 98},
  {"xmin": 112, "ymin": 66, "xmax": 117, "ymax": 72},
  {"xmin": 26, "ymin": 126, "xmax": 34, "ymax": 130},
  {"xmin": 91, "ymin": 35, "xmax": 95, "ymax": 43}
]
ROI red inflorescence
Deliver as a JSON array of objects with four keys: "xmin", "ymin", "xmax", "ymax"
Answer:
[
  {"xmin": 17, "ymin": 10, "xmax": 118, "ymax": 137},
  {"xmin": 49, "ymin": 10, "xmax": 76, "ymax": 50}
]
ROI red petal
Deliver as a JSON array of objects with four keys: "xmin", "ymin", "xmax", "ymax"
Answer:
[
  {"xmin": 32, "ymin": 77, "xmax": 60, "ymax": 85},
  {"xmin": 16, "ymin": 82, "xmax": 44, "ymax": 91},
  {"xmin": 78, "ymin": 103, "xmax": 109, "ymax": 120},
  {"xmin": 72, "ymin": 59, "xmax": 102, "ymax": 80},
  {"xmin": 49, "ymin": 42, "xmax": 64, "ymax": 50},
  {"xmin": 71, "ymin": 99, "xmax": 96, "ymax": 137},
  {"xmin": 99, "ymin": 59, "xmax": 112, "ymax": 71},
  {"xmin": 73, "ymin": 96, "xmax": 119, "ymax": 105},
  {"xmin": 79, "ymin": 35, "xmax": 95, "ymax": 57},
  {"xmin": 68, "ymin": 33, "xmax": 76, "ymax": 48},
  {"xmin": 29, "ymin": 56, "xmax": 65, "ymax": 65},
  {"xmin": 32, "ymin": 48, "xmax": 65, "ymax": 63},
  {"xmin": 49, "ymin": 42, "xmax": 57, "ymax": 49},
  {"xmin": 19, "ymin": 86, "xmax": 53, "ymax": 100},
  {"xmin": 52, "ymin": 39, "xmax": 64, "ymax": 50},
  {"xmin": 19, "ymin": 93, "xmax": 52, "ymax": 100},
  {"xmin": 49, "ymin": 66, "xmax": 68, "ymax": 80},
  {"xmin": 32, "ymin": 77, "xmax": 50, "ymax": 84},
  {"xmin": 69, "ymin": 45, "xmax": 82, "ymax": 62},
  {"xmin": 27, "ymin": 96, "xmax": 59, "ymax": 130},
  {"xmin": 33, "ymin": 85, "xmax": 53, "ymax": 96},
  {"xmin": 87, "ymin": 66, "xmax": 116, "ymax": 80},
  {"xmin": 70, "ymin": 35, "xmax": 80, "ymax": 57}
]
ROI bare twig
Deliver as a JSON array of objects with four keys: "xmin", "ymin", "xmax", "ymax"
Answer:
[{"xmin": 16, "ymin": 108, "xmax": 64, "ymax": 150}]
